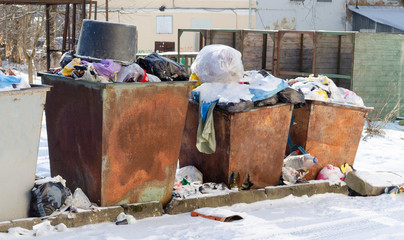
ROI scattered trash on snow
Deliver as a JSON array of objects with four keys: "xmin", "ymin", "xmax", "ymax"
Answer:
[
  {"xmin": 115, "ymin": 212, "xmax": 136, "ymax": 225},
  {"xmin": 191, "ymin": 207, "xmax": 243, "ymax": 222}
]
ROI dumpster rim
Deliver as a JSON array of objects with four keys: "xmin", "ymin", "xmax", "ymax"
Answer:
[
  {"xmin": 0, "ymin": 84, "xmax": 51, "ymax": 96},
  {"xmin": 307, "ymin": 100, "xmax": 373, "ymax": 113}
]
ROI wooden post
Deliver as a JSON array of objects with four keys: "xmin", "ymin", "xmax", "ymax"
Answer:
[
  {"xmin": 262, "ymin": 33, "xmax": 267, "ymax": 70},
  {"xmin": 62, "ymin": 4, "xmax": 70, "ymax": 52}
]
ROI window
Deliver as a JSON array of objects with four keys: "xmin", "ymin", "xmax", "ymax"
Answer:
[
  {"xmin": 156, "ymin": 16, "xmax": 173, "ymax": 34},
  {"xmin": 317, "ymin": 0, "xmax": 332, "ymax": 2}
]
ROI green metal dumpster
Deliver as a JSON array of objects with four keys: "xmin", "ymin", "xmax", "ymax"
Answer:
[
  {"xmin": 179, "ymin": 102, "xmax": 293, "ymax": 189},
  {"xmin": 41, "ymin": 73, "xmax": 194, "ymax": 206},
  {"xmin": 289, "ymin": 100, "xmax": 372, "ymax": 180},
  {"xmin": 0, "ymin": 85, "xmax": 50, "ymax": 221}
]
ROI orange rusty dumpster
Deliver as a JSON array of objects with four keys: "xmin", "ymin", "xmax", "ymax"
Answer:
[
  {"xmin": 179, "ymin": 102, "xmax": 293, "ymax": 189},
  {"xmin": 41, "ymin": 73, "xmax": 194, "ymax": 206},
  {"xmin": 289, "ymin": 100, "xmax": 372, "ymax": 180}
]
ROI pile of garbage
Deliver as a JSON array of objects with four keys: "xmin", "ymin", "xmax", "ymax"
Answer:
[
  {"xmin": 50, "ymin": 51, "xmax": 189, "ymax": 83},
  {"xmin": 172, "ymin": 166, "xmax": 234, "ymax": 199},
  {"xmin": 189, "ymin": 44, "xmax": 305, "ymax": 154},
  {"xmin": 29, "ymin": 175, "xmax": 95, "ymax": 218},
  {"xmin": 289, "ymin": 75, "xmax": 365, "ymax": 107},
  {"xmin": 0, "ymin": 68, "xmax": 30, "ymax": 91}
]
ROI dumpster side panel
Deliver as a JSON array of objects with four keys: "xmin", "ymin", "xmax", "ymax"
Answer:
[
  {"xmin": 179, "ymin": 103, "xmax": 231, "ymax": 185},
  {"xmin": 101, "ymin": 82, "xmax": 193, "ymax": 206},
  {"xmin": 229, "ymin": 104, "xmax": 293, "ymax": 188},
  {"xmin": 42, "ymin": 76, "xmax": 104, "ymax": 205},
  {"xmin": 0, "ymin": 87, "xmax": 48, "ymax": 221},
  {"xmin": 303, "ymin": 102, "xmax": 368, "ymax": 180}
]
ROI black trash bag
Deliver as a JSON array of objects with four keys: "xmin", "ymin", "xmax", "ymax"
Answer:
[
  {"xmin": 254, "ymin": 94, "xmax": 279, "ymax": 107},
  {"xmin": 29, "ymin": 182, "xmax": 72, "ymax": 217},
  {"xmin": 217, "ymin": 100, "xmax": 254, "ymax": 113},
  {"xmin": 278, "ymin": 88, "xmax": 306, "ymax": 108},
  {"xmin": 137, "ymin": 53, "xmax": 189, "ymax": 81}
]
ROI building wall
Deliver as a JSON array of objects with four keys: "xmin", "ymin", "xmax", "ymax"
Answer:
[
  {"xmin": 96, "ymin": 0, "xmax": 257, "ymax": 53},
  {"xmin": 256, "ymin": 0, "xmax": 403, "ymax": 31},
  {"xmin": 352, "ymin": 33, "xmax": 404, "ymax": 118},
  {"xmin": 256, "ymin": 0, "xmax": 349, "ymax": 31}
]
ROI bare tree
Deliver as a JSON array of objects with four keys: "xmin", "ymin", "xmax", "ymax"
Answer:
[{"xmin": 21, "ymin": 5, "xmax": 46, "ymax": 83}]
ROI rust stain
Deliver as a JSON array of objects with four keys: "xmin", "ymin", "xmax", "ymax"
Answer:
[
  {"xmin": 290, "ymin": 101, "xmax": 371, "ymax": 180},
  {"xmin": 273, "ymin": 17, "xmax": 296, "ymax": 31},
  {"xmin": 179, "ymin": 103, "xmax": 293, "ymax": 189}
]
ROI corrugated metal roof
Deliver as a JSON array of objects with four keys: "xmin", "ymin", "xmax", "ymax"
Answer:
[{"xmin": 348, "ymin": 5, "xmax": 404, "ymax": 31}]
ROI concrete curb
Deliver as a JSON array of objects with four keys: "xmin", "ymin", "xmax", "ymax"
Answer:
[
  {"xmin": 165, "ymin": 182, "xmax": 348, "ymax": 214},
  {"xmin": 0, "ymin": 182, "xmax": 348, "ymax": 233}
]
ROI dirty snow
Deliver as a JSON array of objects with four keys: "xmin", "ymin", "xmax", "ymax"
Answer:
[{"xmin": 1, "ymin": 70, "xmax": 404, "ymax": 239}]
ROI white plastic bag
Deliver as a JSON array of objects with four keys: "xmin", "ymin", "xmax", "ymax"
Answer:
[
  {"xmin": 191, "ymin": 44, "xmax": 244, "ymax": 83},
  {"xmin": 175, "ymin": 165, "xmax": 203, "ymax": 184}
]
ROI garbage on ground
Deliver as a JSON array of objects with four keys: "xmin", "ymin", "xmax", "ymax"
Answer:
[
  {"xmin": 385, "ymin": 184, "xmax": 404, "ymax": 194},
  {"xmin": 29, "ymin": 176, "xmax": 72, "ymax": 217},
  {"xmin": 0, "ymin": 68, "xmax": 30, "ymax": 91},
  {"xmin": 191, "ymin": 207, "xmax": 243, "ymax": 222},
  {"xmin": 289, "ymin": 74, "xmax": 365, "ymax": 107},
  {"xmin": 7, "ymin": 221, "xmax": 67, "ymax": 237},
  {"xmin": 51, "ymin": 51, "xmax": 190, "ymax": 83},
  {"xmin": 115, "ymin": 212, "xmax": 136, "ymax": 225},
  {"xmin": 173, "ymin": 165, "xmax": 233, "ymax": 199},
  {"xmin": 29, "ymin": 175, "xmax": 95, "ymax": 218},
  {"xmin": 190, "ymin": 44, "xmax": 305, "ymax": 154},
  {"xmin": 281, "ymin": 152, "xmax": 318, "ymax": 185},
  {"xmin": 316, "ymin": 164, "xmax": 345, "ymax": 183}
]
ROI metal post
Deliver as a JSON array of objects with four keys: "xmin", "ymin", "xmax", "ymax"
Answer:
[
  {"xmin": 106, "ymin": 0, "xmax": 108, "ymax": 21},
  {"xmin": 46, "ymin": 4, "xmax": 50, "ymax": 70}
]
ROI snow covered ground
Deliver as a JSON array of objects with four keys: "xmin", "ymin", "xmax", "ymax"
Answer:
[{"xmin": 1, "ymin": 70, "xmax": 404, "ymax": 239}]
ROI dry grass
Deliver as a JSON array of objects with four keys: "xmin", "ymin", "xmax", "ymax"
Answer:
[{"xmin": 363, "ymin": 80, "xmax": 404, "ymax": 140}]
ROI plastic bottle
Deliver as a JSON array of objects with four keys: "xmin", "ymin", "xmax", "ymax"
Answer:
[{"xmin": 283, "ymin": 154, "xmax": 318, "ymax": 171}]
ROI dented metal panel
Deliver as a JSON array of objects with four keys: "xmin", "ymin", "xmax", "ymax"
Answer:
[
  {"xmin": 0, "ymin": 85, "xmax": 50, "ymax": 221},
  {"xmin": 41, "ymin": 73, "xmax": 194, "ymax": 206},
  {"xmin": 290, "ymin": 100, "xmax": 372, "ymax": 180},
  {"xmin": 179, "ymin": 102, "xmax": 293, "ymax": 189}
]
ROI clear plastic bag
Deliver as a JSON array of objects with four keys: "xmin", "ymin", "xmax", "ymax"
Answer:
[
  {"xmin": 116, "ymin": 63, "xmax": 147, "ymax": 82},
  {"xmin": 191, "ymin": 44, "xmax": 244, "ymax": 83}
]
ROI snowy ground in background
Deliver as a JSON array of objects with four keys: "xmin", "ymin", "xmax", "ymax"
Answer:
[{"xmin": 2, "ymin": 69, "xmax": 404, "ymax": 239}]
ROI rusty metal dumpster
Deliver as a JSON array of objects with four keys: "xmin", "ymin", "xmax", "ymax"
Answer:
[
  {"xmin": 41, "ymin": 73, "xmax": 194, "ymax": 206},
  {"xmin": 0, "ymin": 85, "xmax": 50, "ymax": 221},
  {"xmin": 289, "ymin": 100, "xmax": 372, "ymax": 180},
  {"xmin": 179, "ymin": 102, "xmax": 293, "ymax": 189}
]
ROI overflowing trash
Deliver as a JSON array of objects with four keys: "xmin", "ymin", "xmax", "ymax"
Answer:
[
  {"xmin": 50, "ymin": 51, "xmax": 189, "ymax": 83},
  {"xmin": 190, "ymin": 44, "xmax": 305, "ymax": 154},
  {"xmin": 289, "ymin": 75, "xmax": 365, "ymax": 107},
  {"xmin": 172, "ymin": 166, "xmax": 233, "ymax": 199},
  {"xmin": 0, "ymin": 68, "xmax": 30, "ymax": 91}
]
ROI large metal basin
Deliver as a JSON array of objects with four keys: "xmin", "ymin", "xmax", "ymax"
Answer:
[
  {"xmin": 179, "ymin": 102, "xmax": 293, "ymax": 188},
  {"xmin": 41, "ymin": 73, "xmax": 194, "ymax": 206},
  {"xmin": 0, "ymin": 85, "xmax": 50, "ymax": 221},
  {"xmin": 290, "ymin": 100, "xmax": 372, "ymax": 180}
]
